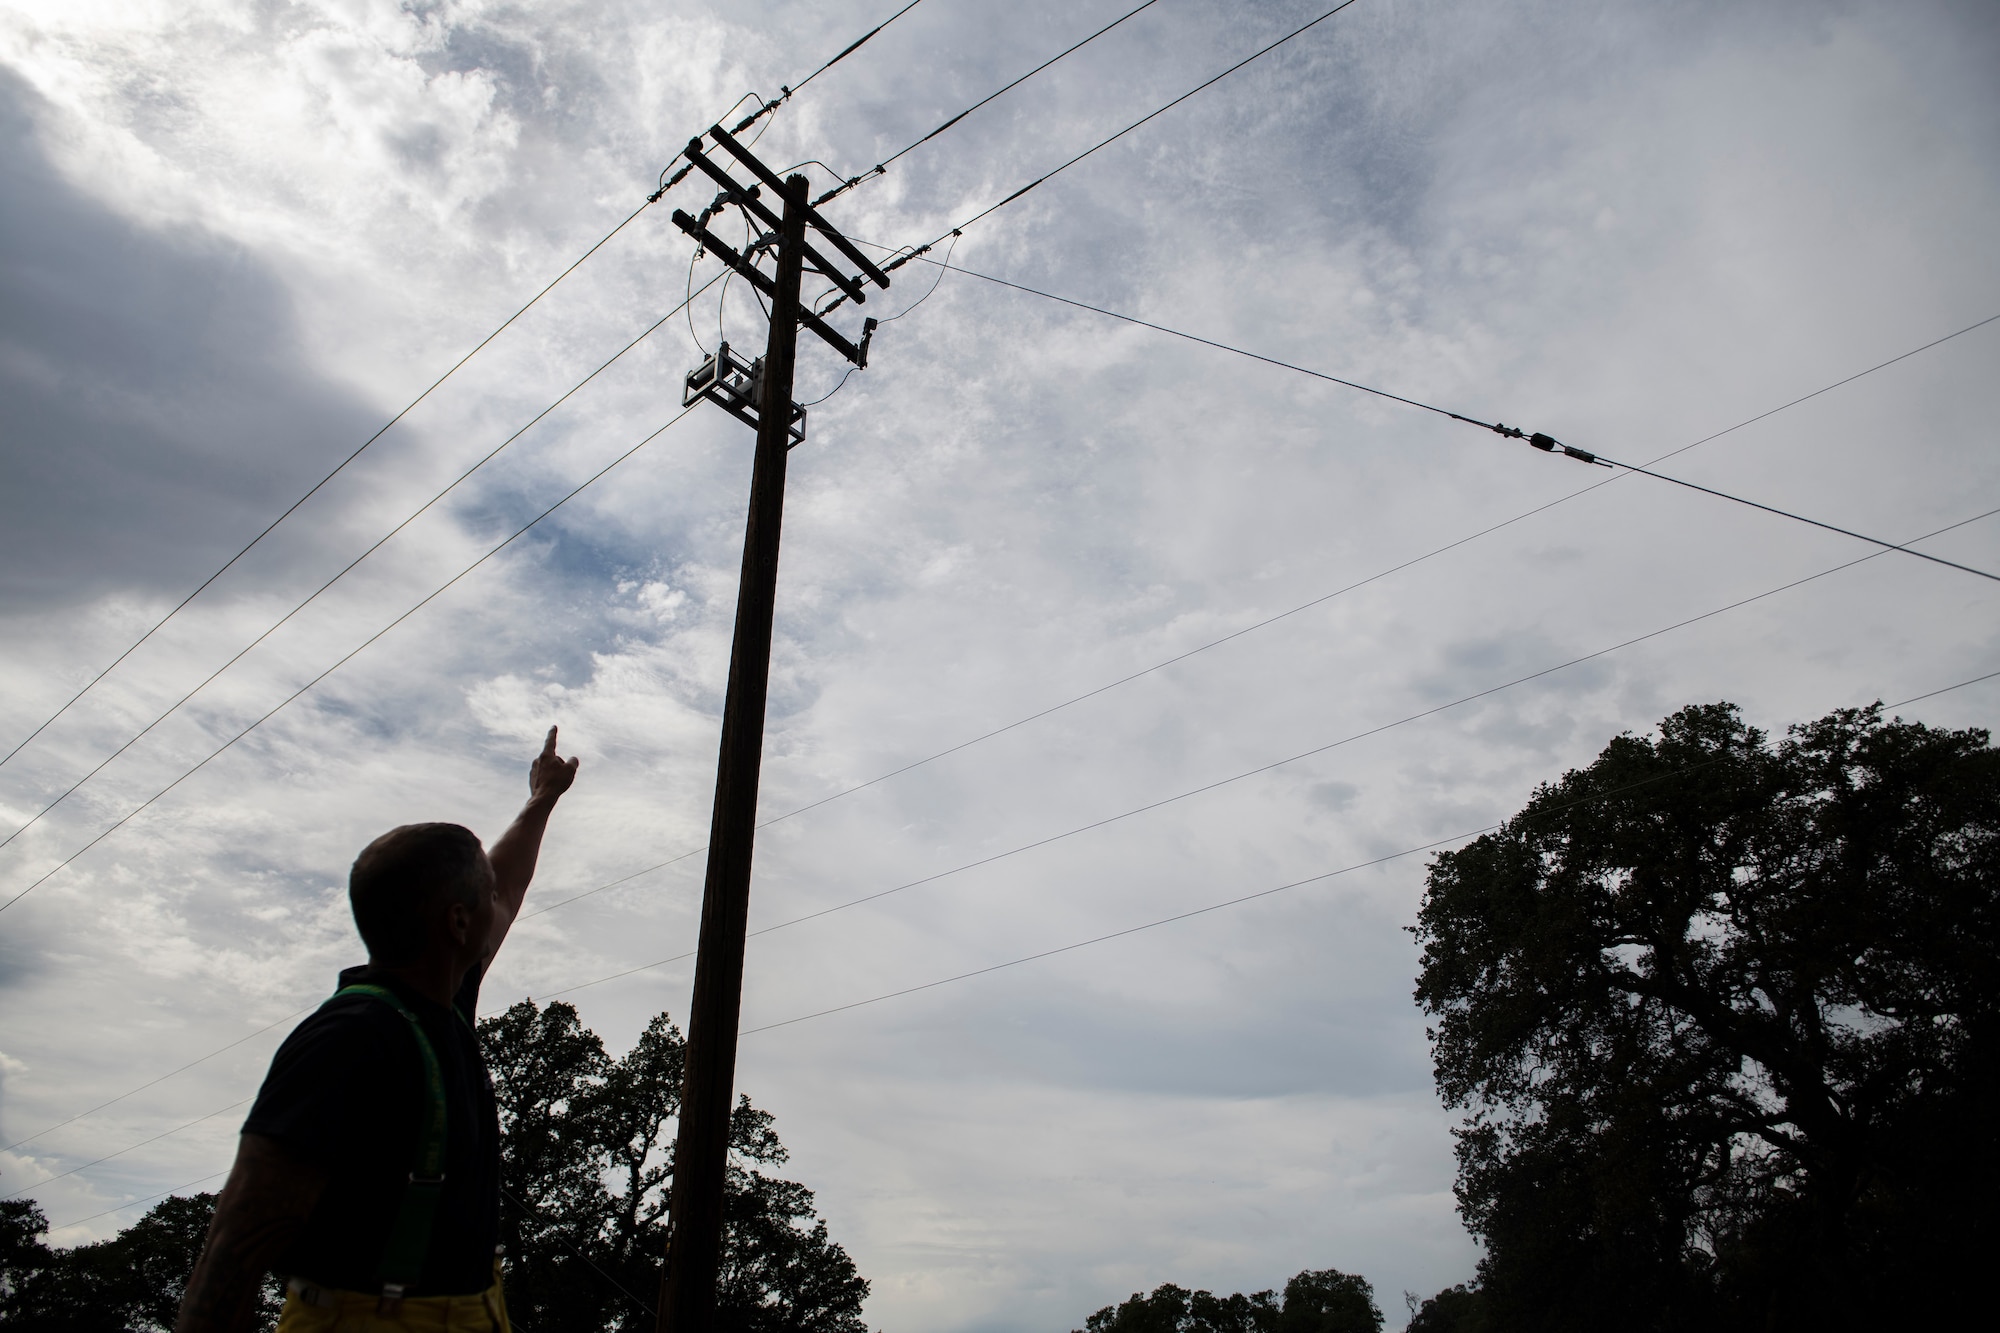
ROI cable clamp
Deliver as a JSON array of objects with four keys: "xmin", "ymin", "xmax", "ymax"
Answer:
[
  {"xmin": 1490, "ymin": 422, "xmax": 1527, "ymax": 440},
  {"xmin": 881, "ymin": 243, "xmax": 932, "ymax": 275}
]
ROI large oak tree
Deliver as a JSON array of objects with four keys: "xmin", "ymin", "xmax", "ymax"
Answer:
[{"xmin": 1415, "ymin": 703, "xmax": 1997, "ymax": 1330}]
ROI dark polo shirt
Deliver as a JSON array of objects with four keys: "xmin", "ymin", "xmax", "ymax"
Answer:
[{"xmin": 244, "ymin": 964, "xmax": 499, "ymax": 1296}]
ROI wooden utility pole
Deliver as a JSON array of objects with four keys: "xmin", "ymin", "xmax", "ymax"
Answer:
[
  {"xmin": 659, "ymin": 131, "xmax": 887, "ymax": 1333},
  {"xmin": 658, "ymin": 171, "xmax": 806, "ymax": 1333}
]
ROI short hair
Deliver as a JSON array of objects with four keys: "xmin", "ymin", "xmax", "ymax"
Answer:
[{"xmin": 349, "ymin": 822, "xmax": 490, "ymax": 965}]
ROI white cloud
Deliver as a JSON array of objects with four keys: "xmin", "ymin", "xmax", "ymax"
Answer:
[{"xmin": 1, "ymin": 0, "xmax": 1997, "ymax": 1328}]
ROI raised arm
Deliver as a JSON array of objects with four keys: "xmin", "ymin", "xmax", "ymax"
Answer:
[
  {"xmin": 175, "ymin": 1133, "xmax": 328, "ymax": 1333},
  {"xmin": 483, "ymin": 725, "xmax": 579, "ymax": 964}
]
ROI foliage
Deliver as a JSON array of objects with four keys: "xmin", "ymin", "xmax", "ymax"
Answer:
[
  {"xmin": 0, "ymin": 1191, "xmax": 281, "ymax": 1332},
  {"xmin": 479, "ymin": 998, "xmax": 870, "ymax": 1333},
  {"xmin": 1075, "ymin": 1267, "xmax": 1379, "ymax": 1333},
  {"xmin": 1402, "ymin": 1284, "xmax": 1485, "ymax": 1333},
  {"xmin": 1414, "ymin": 703, "xmax": 2000, "ymax": 1330}
]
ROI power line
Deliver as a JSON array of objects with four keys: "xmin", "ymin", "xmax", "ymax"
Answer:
[
  {"xmin": 0, "ymin": 404, "xmax": 700, "ymax": 917},
  {"xmin": 1, "ymin": 0, "xmax": 937, "ymax": 778},
  {"xmin": 0, "ymin": 1007, "xmax": 307, "ymax": 1155},
  {"xmin": 18, "ymin": 298, "xmax": 1990, "ymax": 1165},
  {"xmin": 0, "ymin": 775, "xmax": 1738, "ymax": 1201},
  {"xmin": 0, "ymin": 199, "xmax": 661, "ymax": 775},
  {"xmin": 915, "ymin": 255, "xmax": 2000, "ymax": 580},
  {"xmin": 1, "ymin": 1099, "xmax": 251, "ymax": 1201},
  {"xmin": 499, "ymin": 1185, "xmax": 658, "ymax": 1320},
  {"xmin": 729, "ymin": 747, "xmax": 1808, "ymax": 1036},
  {"xmin": 1582, "ymin": 450, "xmax": 2000, "ymax": 582},
  {"xmin": 25, "ymin": 647, "xmax": 1999, "ymax": 1200},
  {"xmin": 0, "ymin": 277, "xmax": 726, "ymax": 858},
  {"xmin": 920, "ymin": 0, "xmax": 1362, "ymax": 251},
  {"xmin": 525, "ymin": 310, "xmax": 1996, "ymax": 923},
  {"xmin": 790, "ymin": 0, "xmax": 932, "ymax": 100},
  {"xmin": 811, "ymin": 0, "xmax": 1168, "ymax": 207},
  {"xmin": 1886, "ymin": 667, "xmax": 2000, "ymax": 710},
  {"xmin": 816, "ymin": 0, "xmax": 1369, "ymax": 315},
  {"xmin": 48, "ymin": 1169, "xmax": 229, "ymax": 1233},
  {"xmin": 536, "ymin": 503, "xmax": 1998, "ymax": 1000}
]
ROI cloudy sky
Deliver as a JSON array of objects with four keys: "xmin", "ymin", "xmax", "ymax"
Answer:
[{"xmin": 1, "ymin": 0, "xmax": 1996, "ymax": 1327}]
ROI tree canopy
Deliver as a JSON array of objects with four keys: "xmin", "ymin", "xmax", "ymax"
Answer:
[
  {"xmin": 479, "ymin": 998, "xmax": 871, "ymax": 1333},
  {"xmin": 1414, "ymin": 702, "xmax": 1999, "ymax": 1330},
  {"xmin": 0, "ymin": 1192, "xmax": 280, "ymax": 1332},
  {"xmin": 1076, "ymin": 1266, "xmax": 1381, "ymax": 1333}
]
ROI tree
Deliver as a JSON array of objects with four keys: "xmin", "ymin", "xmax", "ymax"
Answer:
[
  {"xmin": 479, "ymin": 998, "xmax": 870, "ymax": 1333},
  {"xmin": 1414, "ymin": 703, "xmax": 2000, "ymax": 1331},
  {"xmin": 1075, "ymin": 1267, "xmax": 1379, "ymax": 1333},
  {"xmin": 0, "ymin": 1191, "xmax": 281, "ymax": 1332},
  {"xmin": 1275, "ymin": 1269, "xmax": 1379, "ymax": 1333},
  {"xmin": 1402, "ymin": 1284, "xmax": 1485, "ymax": 1333}
]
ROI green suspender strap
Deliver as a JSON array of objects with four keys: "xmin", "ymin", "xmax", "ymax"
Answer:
[{"xmin": 330, "ymin": 984, "xmax": 449, "ymax": 1314}]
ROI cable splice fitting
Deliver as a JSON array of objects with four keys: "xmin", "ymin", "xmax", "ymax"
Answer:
[
  {"xmin": 651, "ymin": 159, "xmax": 695, "ymax": 202},
  {"xmin": 1528, "ymin": 432, "xmax": 1557, "ymax": 451},
  {"xmin": 882, "ymin": 243, "xmax": 932, "ymax": 276},
  {"xmin": 1489, "ymin": 422, "xmax": 1527, "ymax": 440}
]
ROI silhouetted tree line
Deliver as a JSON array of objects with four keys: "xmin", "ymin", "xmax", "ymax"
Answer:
[
  {"xmin": 1075, "ymin": 1266, "xmax": 1381, "ymax": 1332},
  {"xmin": 0, "ymin": 1193, "xmax": 279, "ymax": 1332},
  {"xmin": 0, "ymin": 998, "xmax": 867, "ymax": 1333},
  {"xmin": 1407, "ymin": 702, "xmax": 1997, "ymax": 1330}
]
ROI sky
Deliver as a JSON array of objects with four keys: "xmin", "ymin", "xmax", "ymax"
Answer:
[{"xmin": 1, "ymin": 0, "xmax": 1997, "ymax": 1328}]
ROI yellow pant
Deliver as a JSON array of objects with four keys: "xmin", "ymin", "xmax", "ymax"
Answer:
[{"xmin": 275, "ymin": 1263, "xmax": 510, "ymax": 1333}]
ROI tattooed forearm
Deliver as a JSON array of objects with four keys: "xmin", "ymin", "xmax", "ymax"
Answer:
[{"xmin": 175, "ymin": 1134, "xmax": 327, "ymax": 1333}]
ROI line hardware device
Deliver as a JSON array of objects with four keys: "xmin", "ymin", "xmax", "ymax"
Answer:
[
  {"xmin": 671, "ymin": 125, "xmax": 884, "ymax": 446},
  {"xmin": 682, "ymin": 343, "xmax": 807, "ymax": 448}
]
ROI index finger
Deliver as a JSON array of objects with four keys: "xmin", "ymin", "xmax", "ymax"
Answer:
[{"xmin": 542, "ymin": 725, "xmax": 559, "ymax": 756}]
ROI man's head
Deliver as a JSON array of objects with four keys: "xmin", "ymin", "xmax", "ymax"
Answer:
[{"xmin": 349, "ymin": 822, "xmax": 496, "ymax": 972}]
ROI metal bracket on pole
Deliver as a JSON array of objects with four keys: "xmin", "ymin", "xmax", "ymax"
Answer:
[{"xmin": 682, "ymin": 342, "xmax": 807, "ymax": 448}]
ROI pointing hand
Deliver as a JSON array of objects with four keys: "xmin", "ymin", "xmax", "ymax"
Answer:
[{"xmin": 530, "ymin": 726, "xmax": 580, "ymax": 803}]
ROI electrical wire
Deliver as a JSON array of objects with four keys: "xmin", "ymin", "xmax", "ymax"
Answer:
[
  {"xmin": 1889, "ymin": 667, "xmax": 2000, "ymax": 710},
  {"xmin": 916, "ymin": 255, "xmax": 2000, "ymax": 581},
  {"xmin": 499, "ymin": 1185, "xmax": 657, "ymax": 1320},
  {"xmin": 32, "ymin": 645, "xmax": 1993, "ymax": 1204},
  {"xmin": 523, "ymin": 310, "xmax": 1997, "ymax": 923},
  {"xmin": 538, "ymin": 503, "xmax": 1999, "ymax": 1000},
  {"xmin": 0, "ymin": 404, "xmax": 701, "ymax": 917},
  {"xmin": 0, "ymin": 199, "xmax": 661, "ymax": 774},
  {"xmin": 738, "ymin": 655, "xmax": 2000, "ymax": 1035},
  {"xmin": 1584, "ymin": 450, "xmax": 2000, "ymax": 582},
  {"xmin": 0, "ymin": 273, "xmax": 726, "ymax": 861},
  {"xmin": 793, "ymin": 234, "xmax": 962, "ymax": 411},
  {"xmin": 730, "ymin": 746, "xmax": 1822, "ymax": 1035},
  {"xmin": 17, "ymin": 303, "xmax": 1990, "ymax": 1164},
  {"xmin": 788, "ymin": 0, "xmax": 931, "ymax": 100},
  {"xmin": 3, "ymin": 0, "xmax": 938, "ymax": 778},
  {"xmin": 1, "ymin": 1099, "xmax": 251, "ymax": 1200},
  {"xmin": 810, "ymin": 0, "xmax": 1169, "ymax": 207},
  {"xmin": 685, "ymin": 246, "xmax": 709, "ymax": 356},
  {"xmin": 1, "ymin": 1007, "xmax": 308, "ymax": 1155},
  {"xmin": 23, "ymin": 623, "xmax": 1997, "ymax": 1199},
  {"xmin": 810, "ymin": 0, "xmax": 1367, "ymax": 320},
  {"xmin": 935, "ymin": 0, "xmax": 1361, "ymax": 243},
  {"xmin": 48, "ymin": 1169, "xmax": 229, "ymax": 1233},
  {"xmin": 874, "ymin": 233, "xmax": 959, "ymax": 326}
]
